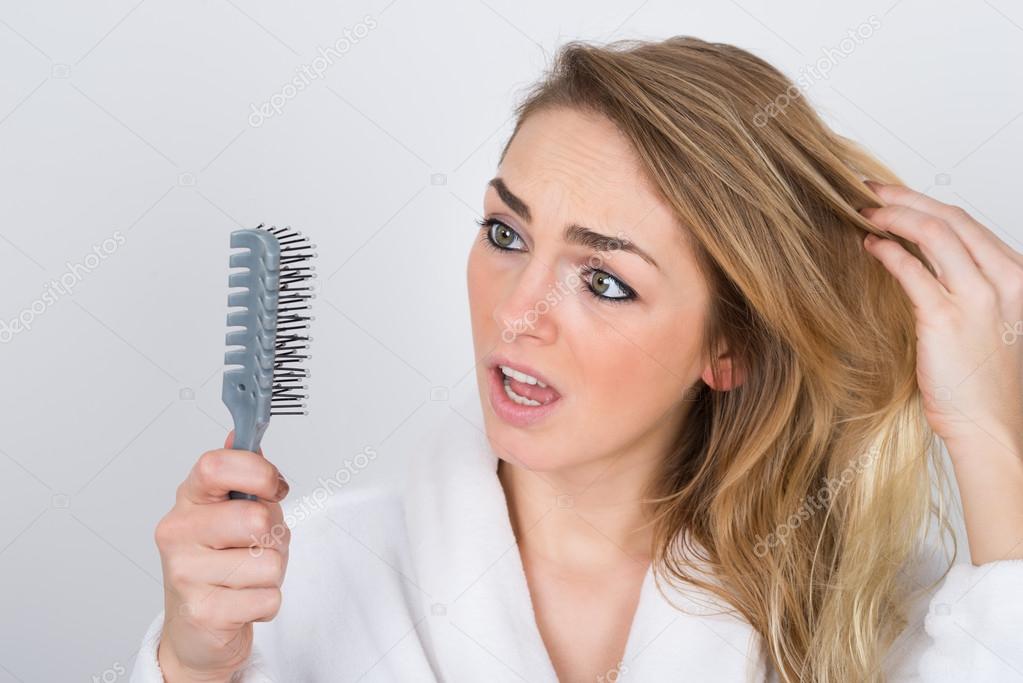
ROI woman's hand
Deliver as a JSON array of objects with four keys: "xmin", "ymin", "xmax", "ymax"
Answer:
[
  {"xmin": 860, "ymin": 181, "xmax": 1023, "ymax": 564},
  {"xmin": 154, "ymin": 433, "xmax": 291, "ymax": 682}
]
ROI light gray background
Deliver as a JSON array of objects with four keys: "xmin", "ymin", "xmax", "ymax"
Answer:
[{"xmin": 0, "ymin": 0, "xmax": 1020, "ymax": 680}]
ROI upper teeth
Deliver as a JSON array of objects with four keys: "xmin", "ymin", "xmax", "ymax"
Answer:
[{"xmin": 500, "ymin": 365, "xmax": 548, "ymax": 388}]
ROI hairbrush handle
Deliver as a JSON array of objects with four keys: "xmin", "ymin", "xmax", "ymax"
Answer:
[
  {"xmin": 226, "ymin": 398, "xmax": 267, "ymax": 501},
  {"xmin": 225, "ymin": 364, "xmax": 270, "ymax": 500}
]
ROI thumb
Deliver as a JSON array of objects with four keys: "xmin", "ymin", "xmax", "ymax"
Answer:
[{"xmin": 224, "ymin": 429, "xmax": 263, "ymax": 455}]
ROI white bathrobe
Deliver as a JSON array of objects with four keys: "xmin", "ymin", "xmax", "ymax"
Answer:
[{"xmin": 130, "ymin": 389, "xmax": 1023, "ymax": 682}]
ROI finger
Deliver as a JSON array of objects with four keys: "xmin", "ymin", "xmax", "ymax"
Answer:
[
  {"xmin": 212, "ymin": 548, "xmax": 288, "ymax": 590},
  {"xmin": 863, "ymin": 233, "xmax": 949, "ymax": 313},
  {"xmin": 865, "ymin": 181, "xmax": 1023, "ymax": 276},
  {"xmin": 169, "ymin": 547, "xmax": 287, "ymax": 590},
  {"xmin": 224, "ymin": 430, "xmax": 263, "ymax": 455},
  {"xmin": 186, "ymin": 586, "xmax": 282, "ymax": 631},
  {"xmin": 187, "ymin": 499, "xmax": 288, "ymax": 550},
  {"xmin": 860, "ymin": 204, "xmax": 989, "ymax": 295},
  {"xmin": 180, "ymin": 449, "xmax": 288, "ymax": 505}
]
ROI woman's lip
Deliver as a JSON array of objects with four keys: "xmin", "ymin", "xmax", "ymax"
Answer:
[
  {"xmin": 487, "ymin": 364, "xmax": 563, "ymax": 427},
  {"xmin": 487, "ymin": 355, "xmax": 560, "ymax": 394}
]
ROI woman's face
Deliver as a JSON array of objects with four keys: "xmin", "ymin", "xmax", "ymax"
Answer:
[{"xmin": 467, "ymin": 106, "xmax": 721, "ymax": 474}]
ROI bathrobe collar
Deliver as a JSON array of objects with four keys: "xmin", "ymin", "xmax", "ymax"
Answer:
[{"xmin": 401, "ymin": 388, "xmax": 769, "ymax": 682}]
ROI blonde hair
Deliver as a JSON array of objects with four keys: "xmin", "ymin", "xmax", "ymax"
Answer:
[{"xmin": 500, "ymin": 36, "xmax": 958, "ymax": 682}]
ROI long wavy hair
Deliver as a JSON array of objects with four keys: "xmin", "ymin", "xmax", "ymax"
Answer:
[{"xmin": 497, "ymin": 36, "xmax": 958, "ymax": 682}]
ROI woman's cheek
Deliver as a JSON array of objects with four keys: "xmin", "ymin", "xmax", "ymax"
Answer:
[{"xmin": 467, "ymin": 252, "xmax": 497, "ymax": 318}]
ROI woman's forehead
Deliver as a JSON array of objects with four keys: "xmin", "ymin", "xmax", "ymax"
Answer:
[{"xmin": 503, "ymin": 108, "xmax": 643, "ymax": 190}]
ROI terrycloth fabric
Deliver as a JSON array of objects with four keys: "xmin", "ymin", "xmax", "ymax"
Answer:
[{"xmin": 130, "ymin": 389, "xmax": 1023, "ymax": 682}]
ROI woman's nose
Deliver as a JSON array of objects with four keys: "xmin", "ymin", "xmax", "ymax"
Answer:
[{"xmin": 492, "ymin": 259, "xmax": 558, "ymax": 344}]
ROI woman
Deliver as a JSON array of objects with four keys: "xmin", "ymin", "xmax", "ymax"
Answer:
[{"xmin": 130, "ymin": 36, "xmax": 1023, "ymax": 682}]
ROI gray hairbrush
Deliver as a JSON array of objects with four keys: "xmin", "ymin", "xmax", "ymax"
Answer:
[{"xmin": 222, "ymin": 224, "xmax": 315, "ymax": 500}]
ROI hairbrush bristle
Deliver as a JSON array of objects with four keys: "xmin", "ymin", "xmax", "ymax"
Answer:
[{"xmin": 257, "ymin": 224, "xmax": 316, "ymax": 416}]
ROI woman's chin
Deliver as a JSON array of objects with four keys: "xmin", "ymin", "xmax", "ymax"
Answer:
[{"xmin": 484, "ymin": 428, "xmax": 565, "ymax": 473}]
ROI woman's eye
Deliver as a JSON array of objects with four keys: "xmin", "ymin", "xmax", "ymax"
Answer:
[
  {"xmin": 583, "ymin": 267, "xmax": 635, "ymax": 303},
  {"xmin": 475, "ymin": 217, "xmax": 636, "ymax": 304},
  {"xmin": 477, "ymin": 218, "xmax": 526, "ymax": 251}
]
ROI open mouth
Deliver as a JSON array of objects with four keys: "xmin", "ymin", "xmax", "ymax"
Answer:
[
  {"xmin": 486, "ymin": 357, "xmax": 563, "ymax": 427},
  {"xmin": 497, "ymin": 363, "xmax": 560, "ymax": 406}
]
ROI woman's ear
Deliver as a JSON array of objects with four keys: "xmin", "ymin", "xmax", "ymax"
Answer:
[{"xmin": 700, "ymin": 351, "xmax": 745, "ymax": 391}]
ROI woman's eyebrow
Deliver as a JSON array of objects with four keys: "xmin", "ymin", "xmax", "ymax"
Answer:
[
  {"xmin": 489, "ymin": 177, "xmax": 531, "ymax": 222},
  {"xmin": 487, "ymin": 177, "xmax": 660, "ymax": 270},
  {"xmin": 564, "ymin": 224, "xmax": 659, "ymax": 270}
]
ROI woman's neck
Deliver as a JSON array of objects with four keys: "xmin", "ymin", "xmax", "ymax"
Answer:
[{"xmin": 497, "ymin": 447, "xmax": 661, "ymax": 573}]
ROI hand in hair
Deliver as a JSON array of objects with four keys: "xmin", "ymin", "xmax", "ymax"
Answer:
[{"xmin": 860, "ymin": 180, "xmax": 1023, "ymax": 565}]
